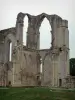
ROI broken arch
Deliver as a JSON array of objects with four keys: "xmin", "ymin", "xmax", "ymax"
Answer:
[
  {"xmin": 39, "ymin": 17, "xmax": 52, "ymax": 49},
  {"xmin": 16, "ymin": 13, "xmax": 53, "ymax": 49}
]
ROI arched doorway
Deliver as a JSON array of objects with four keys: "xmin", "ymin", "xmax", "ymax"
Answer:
[{"xmin": 39, "ymin": 17, "xmax": 52, "ymax": 49}]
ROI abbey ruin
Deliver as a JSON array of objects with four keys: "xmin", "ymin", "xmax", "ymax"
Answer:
[{"xmin": 0, "ymin": 12, "xmax": 70, "ymax": 87}]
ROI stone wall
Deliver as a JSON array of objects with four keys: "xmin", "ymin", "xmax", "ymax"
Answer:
[{"xmin": 0, "ymin": 12, "xmax": 69, "ymax": 87}]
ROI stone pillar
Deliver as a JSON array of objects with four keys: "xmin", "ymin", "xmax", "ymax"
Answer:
[
  {"xmin": 56, "ymin": 18, "xmax": 68, "ymax": 47},
  {"xmin": 47, "ymin": 15, "xmax": 69, "ymax": 87},
  {"xmin": 16, "ymin": 12, "xmax": 25, "ymax": 45},
  {"xmin": 56, "ymin": 18, "xmax": 69, "ymax": 86},
  {"xmin": 47, "ymin": 15, "xmax": 59, "ymax": 47},
  {"xmin": 26, "ymin": 15, "xmax": 41, "ymax": 49}
]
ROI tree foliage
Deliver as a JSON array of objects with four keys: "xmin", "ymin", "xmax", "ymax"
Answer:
[{"xmin": 70, "ymin": 58, "xmax": 75, "ymax": 76}]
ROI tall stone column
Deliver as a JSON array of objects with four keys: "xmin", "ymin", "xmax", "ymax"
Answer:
[
  {"xmin": 56, "ymin": 18, "xmax": 69, "ymax": 86},
  {"xmin": 47, "ymin": 15, "xmax": 59, "ymax": 47},
  {"xmin": 16, "ymin": 12, "xmax": 25, "ymax": 45},
  {"xmin": 26, "ymin": 15, "xmax": 41, "ymax": 49},
  {"xmin": 47, "ymin": 15, "xmax": 69, "ymax": 87}
]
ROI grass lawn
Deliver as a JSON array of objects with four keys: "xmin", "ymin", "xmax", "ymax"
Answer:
[{"xmin": 0, "ymin": 87, "xmax": 75, "ymax": 100}]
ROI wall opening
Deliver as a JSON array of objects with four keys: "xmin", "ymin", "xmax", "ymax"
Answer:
[
  {"xmin": 9, "ymin": 42, "xmax": 12, "ymax": 61},
  {"xmin": 23, "ymin": 16, "xmax": 28, "ymax": 46},
  {"xmin": 39, "ymin": 18, "xmax": 52, "ymax": 49},
  {"xmin": 40, "ymin": 58, "xmax": 43, "ymax": 73},
  {"xmin": 39, "ymin": 57, "xmax": 43, "ymax": 85},
  {"xmin": 37, "ymin": 76, "xmax": 41, "ymax": 86},
  {"xmin": 59, "ymin": 79, "xmax": 62, "ymax": 87}
]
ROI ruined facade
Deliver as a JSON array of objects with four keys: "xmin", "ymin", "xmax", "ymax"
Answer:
[{"xmin": 0, "ymin": 12, "xmax": 69, "ymax": 87}]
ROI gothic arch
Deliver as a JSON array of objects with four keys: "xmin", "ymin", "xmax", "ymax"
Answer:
[
  {"xmin": 23, "ymin": 15, "xmax": 29, "ymax": 45},
  {"xmin": 4, "ymin": 33, "xmax": 16, "ymax": 62},
  {"xmin": 39, "ymin": 15, "xmax": 52, "ymax": 49},
  {"xmin": 16, "ymin": 12, "xmax": 31, "ymax": 25},
  {"xmin": 16, "ymin": 12, "xmax": 63, "ymax": 48}
]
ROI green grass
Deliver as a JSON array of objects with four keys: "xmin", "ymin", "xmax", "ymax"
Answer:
[{"xmin": 0, "ymin": 87, "xmax": 75, "ymax": 100}]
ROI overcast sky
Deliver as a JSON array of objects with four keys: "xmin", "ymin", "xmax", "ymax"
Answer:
[{"xmin": 0, "ymin": 0, "xmax": 75, "ymax": 58}]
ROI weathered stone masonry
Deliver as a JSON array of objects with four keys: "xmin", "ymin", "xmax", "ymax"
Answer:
[{"xmin": 0, "ymin": 12, "xmax": 69, "ymax": 87}]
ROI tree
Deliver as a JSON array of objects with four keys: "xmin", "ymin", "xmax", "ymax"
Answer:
[{"xmin": 70, "ymin": 58, "xmax": 75, "ymax": 76}]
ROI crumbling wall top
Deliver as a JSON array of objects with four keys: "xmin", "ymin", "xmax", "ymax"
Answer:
[
  {"xmin": 16, "ymin": 12, "xmax": 68, "ymax": 28},
  {"xmin": 0, "ymin": 27, "xmax": 16, "ymax": 42}
]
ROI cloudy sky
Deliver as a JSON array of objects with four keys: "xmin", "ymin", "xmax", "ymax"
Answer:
[{"xmin": 0, "ymin": 0, "xmax": 75, "ymax": 58}]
